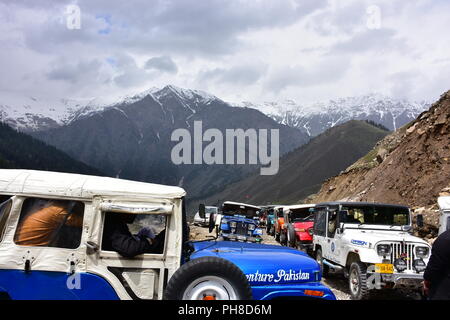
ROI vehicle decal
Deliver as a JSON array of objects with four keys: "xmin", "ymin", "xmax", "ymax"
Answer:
[
  {"xmin": 351, "ymin": 239, "xmax": 368, "ymax": 246},
  {"xmin": 246, "ymin": 269, "xmax": 310, "ymax": 283}
]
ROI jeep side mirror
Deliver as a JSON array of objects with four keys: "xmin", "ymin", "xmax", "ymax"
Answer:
[
  {"xmin": 416, "ymin": 214, "xmax": 424, "ymax": 228},
  {"xmin": 199, "ymin": 203, "xmax": 206, "ymax": 219}
]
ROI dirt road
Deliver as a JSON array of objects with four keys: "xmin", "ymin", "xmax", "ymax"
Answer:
[{"xmin": 189, "ymin": 224, "xmax": 423, "ymax": 300}]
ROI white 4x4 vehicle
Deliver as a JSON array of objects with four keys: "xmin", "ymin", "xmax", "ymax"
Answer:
[{"xmin": 312, "ymin": 202, "xmax": 431, "ymax": 300}]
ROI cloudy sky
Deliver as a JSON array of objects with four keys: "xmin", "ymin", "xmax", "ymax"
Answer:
[{"xmin": 1, "ymin": 0, "xmax": 450, "ymax": 106}]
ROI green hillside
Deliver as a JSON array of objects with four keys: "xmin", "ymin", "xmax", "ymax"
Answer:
[{"xmin": 0, "ymin": 122, "xmax": 103, "ymax": 175}]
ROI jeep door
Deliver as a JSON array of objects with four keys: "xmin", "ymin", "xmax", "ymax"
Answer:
[
  {"xmin": 313, "ymin": 206, "xmax": 328, "ymax": 255},
  {"xmin": 0, "ymin": 196, "xmax": 94, "ymax": 299},
  {"xmin": 85, "ymin": 197, "xmax": 183, "ymax": 300}
]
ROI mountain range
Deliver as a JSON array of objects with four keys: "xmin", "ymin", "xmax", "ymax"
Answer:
[
  {"xmin": 30, "ymin": 86, "xmax": 308, "ymax": 201},
  {"xmin": 237, "ymin": 93, "xmax": 429, "ymax": 136},
  {"xmin": 0, "ymin": 85, "xmax": 430, "ymax": 206}
]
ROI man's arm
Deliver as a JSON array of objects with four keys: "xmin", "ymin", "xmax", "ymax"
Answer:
[
  {"xmin": 424, "ymin": 232, "xmax": 450, "ymax": 283},
  {"xmin": 109, "ymin": 232, "xmax": 153, "ymax": 258}
]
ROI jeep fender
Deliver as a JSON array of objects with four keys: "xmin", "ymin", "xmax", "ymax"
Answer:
[{"xmin": 344, "ymin": 246, "xmax": 381, "ymax": 266}]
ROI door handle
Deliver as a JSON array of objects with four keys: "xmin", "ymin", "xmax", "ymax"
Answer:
[{"xmin": 86, "ymin": 241, "xmax": 99, "ymax": 255}]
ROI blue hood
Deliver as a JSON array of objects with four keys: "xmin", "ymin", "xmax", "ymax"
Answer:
[
  {"xmin": 222, "ymin": 215, "xmax": 258, "ymax": 225},
  {"xmin": 190, "ymin": 241, "xmax": 320, "ymax": 286}
]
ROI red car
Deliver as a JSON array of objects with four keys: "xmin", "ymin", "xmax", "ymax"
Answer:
[{"xmin": 283, "ymin": 204, "xmax": 316, "ymax": 254}]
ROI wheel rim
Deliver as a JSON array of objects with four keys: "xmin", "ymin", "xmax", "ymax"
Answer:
[
  {"xmin": 182, "ymin": 276, "xmax": 238, "ymax": 300},
  {"xmin": 350, "ymin": 268, "xmax": 360, "ymax": 295}
]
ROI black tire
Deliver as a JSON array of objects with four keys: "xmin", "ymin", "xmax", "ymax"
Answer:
[
  {"xmin": 275, "ymin": 232, "xmax": 280, "ymax": 242},
  {"xmin": 164, "ymin": 256, "xmax": 253, "ymax": 300},
  {"xmin": 287, "ymin": 224, "xmax": 296, "ymax": 247},
  {"xmin": 315, "ymin": 248, "xmax": 329, "ymax": 277},
  {"xmin": 349, "ymin": 262, "xmax": 370, "ymax": 300},
  {"xmin": 280, "ymin": 232, "xmax": 287, "ymax": 246}
]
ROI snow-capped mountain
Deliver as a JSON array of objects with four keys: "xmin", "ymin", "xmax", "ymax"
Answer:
[
  {"xmin": 1, "ymin": 87, "xmax": 430, "ymax": 137},
  {"xmin": 236, "ymin": 93, "xmax": 430, "ymax": 136},
  {"xmin": 0, "ymin": 85, "xmax": 221, "ymax": 132}
]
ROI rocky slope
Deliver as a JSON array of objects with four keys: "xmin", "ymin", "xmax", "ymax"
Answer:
[{"xmin": 312, "ymin": 90, "xmax": 450, "ymax": 237}]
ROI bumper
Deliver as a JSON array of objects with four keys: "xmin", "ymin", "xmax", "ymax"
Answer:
[
  {"xmin": 381, "ymin": 272, "xmax": 424, "ymax": 288},
  {"xmin": 222, "ymin": 233, "xmax": 262, "ymax": 242},
  {"xmin": 251, "ymin": 282, "xmax": 337, "ymax": 300}
]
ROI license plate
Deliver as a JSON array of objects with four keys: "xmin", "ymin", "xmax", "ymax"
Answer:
[{"xmin": 375, "ymin": 263, "xmax": 394, "ymax": 274}]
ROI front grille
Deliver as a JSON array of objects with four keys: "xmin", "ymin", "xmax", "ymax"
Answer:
[
  {"xmin": 234, "ymin": 222, "xmax": 247, "ymax": 235},
  {"xmin": 389, "ymin": 242, "xmax": 416, "ymax": 271}
]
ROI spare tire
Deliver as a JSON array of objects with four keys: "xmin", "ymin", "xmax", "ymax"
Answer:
[{"xmin": 164, "ymin": 256, "xmax": 253, "ymax": 300}]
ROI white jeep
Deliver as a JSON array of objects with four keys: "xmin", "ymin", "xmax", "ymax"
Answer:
[{"xmin": 312, "ymin": 202, "xmax": 431, "ymax": 300}]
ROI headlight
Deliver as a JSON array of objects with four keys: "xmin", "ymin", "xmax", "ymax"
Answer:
[
  {"xmin": 308, "ymin": 228, "xmax": 314, "ymax": 236},
  {"xmin": 394, "ymin": 258, "xmax": 407, "ymax": 272},
  {"xmin": 230, "ymin": 221, "xmax": 237, "ymax": 228},
  {"xmin": 413, "ymin": 259, "xmax": 426, "ymax": 272},
  {"xmin": 415, "ymin": 246, "xmax": 430, "ymax": 258},
  {"xmin": 377, "ymin": 244, "xmax": 392, "ymax": 256},
  {"xmin": 248, "ymin": 224, "xmax": 256, "ymax": 231}
]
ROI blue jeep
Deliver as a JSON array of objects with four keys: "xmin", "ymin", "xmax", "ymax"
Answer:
[
  {"xmin": 219, "ymin": 201, "xmax": 263, "ymax": 243},
  {"xmin": 0, "ymin": 170, "xmax": 336, "ymax": 300}
]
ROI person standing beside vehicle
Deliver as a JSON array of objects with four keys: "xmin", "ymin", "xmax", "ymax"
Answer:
[{"xmin": 424, "ymin": 230, "xmax": 450, "ymax": 300}]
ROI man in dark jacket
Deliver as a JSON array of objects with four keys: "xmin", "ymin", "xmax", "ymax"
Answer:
[
  {"xmin": 424, "ymin": 230, "xmax": 450, "ymax": 300},
  {"xmin": 102, "ymin": 213, "xmax": 165, "ymax": 258}
]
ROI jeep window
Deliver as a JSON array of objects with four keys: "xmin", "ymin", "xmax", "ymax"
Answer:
[
  {"xmin": 340, "ymin": 205, "xmax": 410, "ymax": 226},
  {"xmin": 314, "ymin": 208, "xmax": 327, "ymax": 236},
  {"xmin": 0, "ymin": 199, "xmax": 12, "ymax": 242},
  {"xmin": 446, "ymin": 215, "xmax": 450, "ymax": 232},
  {"xmin": 101, "ymin": 212, "xmax": 167, "ymax": 257},
  {"xmin": 14, "ymin": 198, "xmax": 85, "ymax": 249},
  {"xmin": 292, "ymin": 208, "xmax": 314, "ymax": 222}
]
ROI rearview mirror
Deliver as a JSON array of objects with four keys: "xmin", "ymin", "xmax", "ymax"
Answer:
[
  {"xmin": 416, "ymin": 214, "xmax": 424, "ymax": 228},
  {"xmin": 199, "ymin": 203, "xmax": 206, "ymax": 219}
]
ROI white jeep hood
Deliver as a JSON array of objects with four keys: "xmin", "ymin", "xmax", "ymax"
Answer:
[{"xmin": 343, "ymin": 228, "xmax": 429, "ymax": 246}]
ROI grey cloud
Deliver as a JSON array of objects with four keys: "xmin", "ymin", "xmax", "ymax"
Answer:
[
  {"xmin": 330, "ymin": 29, "xmax": 409, "ymax": 54},
  {"xmin": 46, "ymin": 58, "xmax": 107, "ymax": 84},
  {"xmin": 145, "ymin": 56, "xmax": 178, "ymax": 74},
  {"xmin": 113, "ymin": 55, "xmax": 150, "ymax": 88},
  {"xmin": 199, "ymin": 64, "xmax": 267, "ymax": 85},
  {"xmin": 266, "ymin": 57, "xmax": 350, "ymax": 92},
  {"xmin": 17, "ymin": 0, "xmax": 327, "ymax": 57}
]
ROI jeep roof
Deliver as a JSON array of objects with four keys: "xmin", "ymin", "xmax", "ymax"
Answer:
[
  {"xmin": 0, "ymin": 169, "xmax": 186, "ymax": 200},
  {"xmin": 315, "ymin": 201, "xmax": 409, "ymax": 210},
  {"xmin": 438, "ymin": 196, "xmax": 450, "ymax": 210},
  {"xmin": 222, "ymin": 201, "xmax": 261, "ymax": 210}
]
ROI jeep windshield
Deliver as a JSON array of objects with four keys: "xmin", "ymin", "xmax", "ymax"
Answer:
[
  {"xmin": 291, "ymin": 208, "xmax": 314, "ymax": 222},
  {"xmin": 222, "ymin": 202, "xmax": 260, "ymax": 219},
  {"xmin": 340, "ymin": 205, "xmax": 410, "ymax": 226}
]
